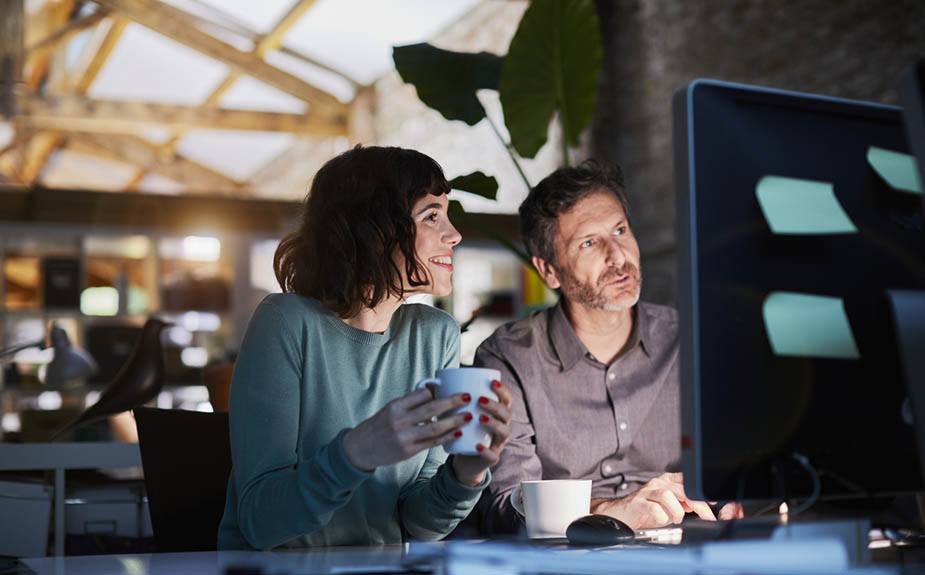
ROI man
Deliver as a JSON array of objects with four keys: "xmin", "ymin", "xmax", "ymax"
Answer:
[{"xmin": 475, "ymin": 160, "xmax": 740, "ymax": 533}]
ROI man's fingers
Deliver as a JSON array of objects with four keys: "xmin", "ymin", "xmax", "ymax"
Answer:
[
  {"xmin": 683, "ymin": 498, "xmax": 717, "ymax": 521},
  {"xmin": 647, "ymin": 489, "xmax": 686, "ymax": 525},
  {"xmin": 719, "ymin": 502, "xmax": 744, "ymax": 520},
  {"xmin": 653, "ymin": 476, "xmax": 716, "ymax": 522}
]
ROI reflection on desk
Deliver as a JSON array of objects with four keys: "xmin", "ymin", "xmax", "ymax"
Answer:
[{"xmin": 21, "ymin": 536, "xmax": 911, "ymax": 575}]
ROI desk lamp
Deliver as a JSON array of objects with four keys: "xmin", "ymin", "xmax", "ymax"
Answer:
[{"xmin": 0, "ymin": 323, "xmax": 98, "ymax": 386}]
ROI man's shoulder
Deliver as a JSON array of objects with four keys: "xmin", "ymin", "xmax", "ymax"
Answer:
[
  {"xmin": 638, "ymin": 301, "xmax": 679, "ymax": 326},
  {"xmin": 477, "ymin": 308, "xmax": 552, "ymax": 359}
]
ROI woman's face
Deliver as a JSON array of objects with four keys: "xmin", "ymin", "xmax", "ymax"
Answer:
[{"xmin": 407, "ymin": 193, "xmax": 462, "ymax": 297}]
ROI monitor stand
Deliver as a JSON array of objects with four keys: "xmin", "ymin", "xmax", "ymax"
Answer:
[{"xmin": 886, "ymin": 290, "xmax": 925, "ymax": 491}]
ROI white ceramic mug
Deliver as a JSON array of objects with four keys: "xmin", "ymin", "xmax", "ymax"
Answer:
[
  {"xmin": 510, "ymin": 479, "xmax": 592, "ymax": 538},
  {"xmin": 415, "ymin": 367, "xmax": 500, "ymax": 455}
]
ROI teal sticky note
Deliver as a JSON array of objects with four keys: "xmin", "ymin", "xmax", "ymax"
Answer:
[
  {"xmin": 762, "ymin": 292, "xmax": 860, "ymax": 360},
  {"xmin": 756, "ymin": 176, "xmax": 857, "ymax": 234},
  {"xmin": 867, "ymin": 146, "xmax": 923, "ymax": 195}
]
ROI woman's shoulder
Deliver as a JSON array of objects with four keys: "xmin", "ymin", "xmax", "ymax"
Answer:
[
  {"xmin": 257, "ymin": 293, "xmax": 328, "ymax": 325},
  {"xmin": 399, "ymin": 302, "xmax": 459, "ymax": 333}
]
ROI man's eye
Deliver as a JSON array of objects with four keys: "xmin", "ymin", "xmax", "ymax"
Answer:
[
  {"xmin": 580, "ymin": 239, "xmax": 594, "ymax": 248},
  {"xmin": 614, "ymin": 226, "xmax": 627, "ymax": 236}
]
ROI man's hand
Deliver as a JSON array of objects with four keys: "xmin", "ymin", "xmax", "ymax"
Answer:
[{"xmin": 592, "ymin": 472, "xmax": 742, "ymax": 530}]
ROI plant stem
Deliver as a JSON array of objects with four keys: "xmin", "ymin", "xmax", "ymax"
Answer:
[{"xmin": 484, "ymin": 112, "xmax": 532, "ymax": 192}]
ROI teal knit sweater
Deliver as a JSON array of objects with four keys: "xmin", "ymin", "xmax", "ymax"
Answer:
[{"xmin": 217, "ymin": 294, "xmax": 487, "ymax": 550}]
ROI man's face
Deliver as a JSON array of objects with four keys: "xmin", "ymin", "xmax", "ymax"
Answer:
[{"xmin": 543, "ymin": 190, "xmax": 642, "ymax": 312}]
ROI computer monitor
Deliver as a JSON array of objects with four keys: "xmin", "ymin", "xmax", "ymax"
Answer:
[
  {"xmin": 900, "ymin": 59, "xmax": 925, "ymax": 213},
  {"xmin": 673, "ymin": 79, "xmax": 925, "ymax": 502}
]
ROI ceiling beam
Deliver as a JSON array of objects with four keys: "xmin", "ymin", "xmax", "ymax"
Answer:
[
  {"xmin": 22, "ymin": 0, "xmax": 73, "ymax": 90},
  {"xmin": 17, "ymin": 93, "xmax": 348, "ymax": 136},
  {"xmin": 0, "ymin": 185, "xmax": 299, "ymax": 233},
  {"xmin": 26, "ymin": 8, "xmax": 110, "ymax": 59},
  {"xmin": 255, "ymin": 0, "xmax": 317, "ymax": 58},
  {"xmin": 129, "ymin": 0, "xmax": 327, "ymax": 190},
  {"xmin": 16, "ymin": 14, "xmax": 127, "ymax": 186},
  {"xmin": 64, "ymin": 132, "xmax": 246, "ymax": 192},
  {"xmin": 92, "ymin": 0, "xmax": 345, "ymax": 119}
]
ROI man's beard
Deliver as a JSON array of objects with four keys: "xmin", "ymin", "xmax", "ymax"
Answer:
[{"xmin": 559, "ymin": 262, "xmax": 642, "ymax": 311}]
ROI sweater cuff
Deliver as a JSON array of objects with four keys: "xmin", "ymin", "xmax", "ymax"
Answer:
[
  {"xmin": 438, "ymin": 456, "xmax": 491, "ymax": 501},
  {"xmin": 323, "ymin": 429, "xmax": 374, "ymax": 489}
]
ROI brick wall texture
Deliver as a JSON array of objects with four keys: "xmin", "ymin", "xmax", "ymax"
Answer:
[{"xmin": 591, "ymin": 0, "xmax": 925, "ymax": 305}]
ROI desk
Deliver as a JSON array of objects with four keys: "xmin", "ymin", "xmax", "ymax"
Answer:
[
  {"xmin": 19, "ymin": 539, "xmax": 910, "ymax": 575},
  {"xmin": 0, "ymin": 442, "xmax": 141, "ymax": 556}
]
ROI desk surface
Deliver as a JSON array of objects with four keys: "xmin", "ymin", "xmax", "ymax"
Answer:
[
  {"xmin": 21, "ymin": 547, "xmax": 409, "ymax": 575},
  {"xmin": 19, "ymin": 539, "xmax": 908, "ymax": 575},
  {"xmin": 0, "ymin": 442, "xmax": 140, "ymax": 470}
]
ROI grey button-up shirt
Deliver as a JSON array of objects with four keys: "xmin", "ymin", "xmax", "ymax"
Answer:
[{"xmin": 474, "ymin": 300, "xmax": 681, "ymax": 534}]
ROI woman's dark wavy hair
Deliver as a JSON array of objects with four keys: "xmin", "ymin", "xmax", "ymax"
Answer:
[
  {"xmin": 274, "ymin": 145, "xmax": 450, "ymax": 318},
  {"xmin": 519, "ymin": 159, "xmax": 631, "ymax": 266}
]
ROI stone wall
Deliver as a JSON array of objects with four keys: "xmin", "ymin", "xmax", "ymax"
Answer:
[{"xmin": 592, "ymin": 0, "xmax": 925, "ymax": 304}]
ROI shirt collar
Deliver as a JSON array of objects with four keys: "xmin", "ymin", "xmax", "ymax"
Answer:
[{"xmin": 547, "ymin": 300, "xmax": 651, "ymax": 371}]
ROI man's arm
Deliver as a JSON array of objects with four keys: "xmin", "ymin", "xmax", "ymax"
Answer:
[{"xmin": 473, "ymin": 341, "xmax": 542, "ymax": 535}]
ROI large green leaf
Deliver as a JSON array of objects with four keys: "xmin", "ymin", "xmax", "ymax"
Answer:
[
  {"xmin": 448, "ymin": 171, "xmax": 499, "ymax": 201},
  {"xmin": 499, "ymin": 0, "xmax": 602, "ymax": 159},
  {"xmin": 393, "ymin": 43, "xmax": 504, "ymax": 126}
]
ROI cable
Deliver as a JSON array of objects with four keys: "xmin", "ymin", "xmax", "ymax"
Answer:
[{"xmin": 788, "ymin": 452, "xmax": 821, "ymax": 516}]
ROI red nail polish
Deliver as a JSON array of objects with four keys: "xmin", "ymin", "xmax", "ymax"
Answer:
[
  {"xmin": 476, "ymin": 444, "xmax": 485, "ymax": 452},
  {"xmin": 480, "ymin": 415, "xmax": 489, "ymax": 423},
  {"xmin": 461, "ymin": 393, "xmax": 471, "ymax": 403},
  {"xmin": 478, "ymin": 396, "xmax": 489, "ymax": 405},
  {"xmin": 454, "ymin": 431, "xmax": 463, "ymax": 438},
  {"xmin": 492, "ymin": 380, "xmax": 502, "ymax": 389},
  {"xmin": 463, "ymin": 413, "xmax": 473, "ymax": 422}
]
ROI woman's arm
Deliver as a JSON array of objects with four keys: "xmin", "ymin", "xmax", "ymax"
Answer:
[
  {"xmin": 396, "ymin": 327, "xmax": 490, "ymax": 540},
  {"xmin": 230, "ymin": 300, "xmax": 372, "ymax": 550}
]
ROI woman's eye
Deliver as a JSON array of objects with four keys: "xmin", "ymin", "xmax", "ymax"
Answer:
[
  {"xmin": 425, "ymin": 211, "xmax": 439, "ymax": 223},
  {"xmin": 580, "ymin": 239, "xmax": 594, "ymax": 248}
]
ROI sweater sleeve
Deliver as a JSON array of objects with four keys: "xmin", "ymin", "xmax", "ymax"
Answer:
[
  {"xmin": 397, "ymin": 322, "xmax": 489, "ymax": 540},
  {"xmin": 229, "ymin": 300, "xmax": 372, "ymax": 550}
]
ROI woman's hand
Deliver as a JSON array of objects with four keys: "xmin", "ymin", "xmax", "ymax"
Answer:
[
  {"xmin": 451, "ymin": 380, "xmax": 513, "ymax": 486},
  {"xmin": 343, "ymin": 387, "xmax": 471, "ymax": 471}
]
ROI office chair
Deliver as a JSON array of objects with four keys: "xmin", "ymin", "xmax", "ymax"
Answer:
[{"xmin": 134, "ymin": 407, "xmax": 232, "ymax": 552}]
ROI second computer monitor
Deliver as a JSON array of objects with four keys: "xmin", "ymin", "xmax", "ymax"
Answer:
[{"xmin": 674, "ymin": 79, "xmax": 924, "ymax": 501}]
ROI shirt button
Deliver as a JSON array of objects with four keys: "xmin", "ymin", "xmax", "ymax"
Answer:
[
  {"xmin": 619, "ymin": 422, "xmax": 627, "ymax": 431},
  {"xmin": 619, "ymin": 483, "xmax": 628, "ymax": 490},
  {"xmin": 608, "ymin": 372, "xmax": 616, "ymax": 381},
  {"xmin": 602, "ymin": 463, "xmax": 613, "ymax": 476}
]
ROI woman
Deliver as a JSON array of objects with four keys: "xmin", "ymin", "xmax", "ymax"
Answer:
[{"xmin": 218, "ymin": 146, "xmax": 513, "ymax": 550}]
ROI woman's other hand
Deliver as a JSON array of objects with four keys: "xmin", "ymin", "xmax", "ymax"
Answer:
[
  {"xmin": 343, "ymin": 388, "xmax": 471, "ymax": 471},
  {"xmin": 451, "ymin": 379, "xmax": 513, "ymax": 486}
]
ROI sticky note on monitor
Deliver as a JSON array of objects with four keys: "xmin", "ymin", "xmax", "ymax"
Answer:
[
  {"xmin": 756, "ymin": 176, "xmax": 857, "ymax": 234},
  {"xmin": 762, "ymin": 292, "xmax": 860, "ymax": 360},
  {"xmin": 867, "ymin": 146, "xmax": 923, "ymax": 195}
]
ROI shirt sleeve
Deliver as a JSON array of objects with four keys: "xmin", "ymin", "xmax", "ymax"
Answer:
[
  {"xmin": 229, "ymin": 300, "xmax": 373, "ymax": 550},
  {"xmin": 397, "ymin": 322, "xmax": 490, "ymax": 540},
  {"xmin": 473, "ymin": 337, "xmax": 542, "ymax": 535}
]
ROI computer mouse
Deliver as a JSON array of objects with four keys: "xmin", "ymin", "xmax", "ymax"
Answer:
[{"xmin": 566, "ymin": 514, "xmax": 636, "ymax": 546}]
